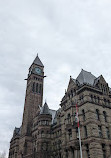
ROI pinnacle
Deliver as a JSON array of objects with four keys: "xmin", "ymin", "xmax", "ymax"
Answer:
[{"xmin": 33, "ymin": 54, "xmax": 44, "ymax": 67}]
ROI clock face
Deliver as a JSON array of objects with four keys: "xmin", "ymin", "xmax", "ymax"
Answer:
[{"xmin": 35, "ymin": 67, "xmax": 42, "ymax": 74}]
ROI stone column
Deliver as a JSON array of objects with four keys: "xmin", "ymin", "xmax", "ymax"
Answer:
[
  {"xmin": 74, "ymin": 150, "xmax": 78, "ymax": 158},
  {"xmin": 102, "ymin": 125, "xmax": 107, "ymax": 139},
  {"xmin": 106, "ymin": 145, "xmax": 111, "ymax": 158}
]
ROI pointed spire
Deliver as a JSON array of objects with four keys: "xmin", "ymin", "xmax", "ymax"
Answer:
[
  {"xmin": 33, "ymin": 54, "xmax": 44, "ymax": 67},
  {"xmin": 40, "ymin": 102, "xmax": 50, "ymax": 115},
  {"xmin": 45, "ymin": 99, "xmax": 47, "ymax": 103}
]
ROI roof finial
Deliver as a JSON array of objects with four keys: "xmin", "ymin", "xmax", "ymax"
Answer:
[
  {"xmin": 32, "ymin": 53, "xmax": 44, "ymax": 67},
  {"xmin": 45, "ymin": 99, "xmax": 47, "ymax": 103},
  {"xmin": 65, "ymin": 89, "xmax": 67, "ymax": 94}
]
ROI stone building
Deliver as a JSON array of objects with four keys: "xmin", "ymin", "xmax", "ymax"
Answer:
[{"xmin": 8, "ymin": 55, "xmax": 111, "ymax": 158}]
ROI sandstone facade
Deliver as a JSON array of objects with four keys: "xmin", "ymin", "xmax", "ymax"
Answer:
[{"xmin": 8, "ymin": 56, "xmax": 111, "ymax": 158}]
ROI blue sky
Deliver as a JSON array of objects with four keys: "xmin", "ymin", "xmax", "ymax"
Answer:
[{"xmin": 0, "ymin": 0, "xmax": 111, "ymax": 157}]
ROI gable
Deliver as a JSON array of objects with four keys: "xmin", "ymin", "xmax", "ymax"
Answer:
[{"xmin": 67, "ymin": 77, "xmax": 76, "ymax": 92}]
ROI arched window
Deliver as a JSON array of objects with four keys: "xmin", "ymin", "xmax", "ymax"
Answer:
[
  {"xmin": 36, "ymin": 83, "xmax": 38, "ymax": 93},
  {"xmin": 32, "ymin": 82, "xmax": 35, "ymax": 92}
]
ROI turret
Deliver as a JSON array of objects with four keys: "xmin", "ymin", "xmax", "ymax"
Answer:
[{"xmin": 36, "ymin": 102, "xmax": 52, "ymax": 158}]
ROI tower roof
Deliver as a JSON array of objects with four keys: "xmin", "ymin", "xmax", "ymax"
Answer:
[
  {"xmin": 40, "ymin": 102, "xmax": 50, "ymax": 114},
  {"xmin": 33, "ymin": 54, "xmax": 44, "ymax": 67},
  {"xmin": 76, "ymin": 69, "xmax": 96, "ymax": 85}
]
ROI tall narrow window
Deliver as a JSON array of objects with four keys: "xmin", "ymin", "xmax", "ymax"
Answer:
[
  {"xmin": 41, "ymin": 131, "xmax": 44, "ymax": 137},
  {"xmin": 97, "ymin": 97, "xmax": 100, "ymax": 104},
  {"xmin": 36, "ymin": 83, "xmax": 38, "ymax": 93},
  {"xmin": 94, "ymin": 96, "xmax": 96, "ymax": 102},
  {"xmin": 71, "ymin": 90, "xmax": 73, "ymax": 97},
  {"xmin": 110, "ymin": 145, "xmax": 111, "ymax": 155},
  {"xmin": 96, "ymin": 109, "xmax": 100, "ymax": 120},
  {"xmin": 102, "ymin": 144, "xmax": 106, "ymax": 158},
  {"xmin": 67, "ymin": 114, "xmax": 71, "ymax": 123},
  {"xmin": 103, "ymin": 111, "xmax": 107, "ymax": 122},
  {"xmin": 82, "ymin": 109, "xmax": 85, "ymax": 121},
  {"xmin": 32, "ymin": 82, "xmax": 35, "ymax": 92},
  {"xmin": 106, "ymin": 127, "xmax": 110, "ymax": 139},
  {"xmin": 104, "ymin": 99, "xmax": 106, "ymax": 105},
  {"xmin": 86, "ymin": 144, "xmax": 90, "ymax": 158},
  {"xmin": 76, "ymin": 127, "xmax": 79, "ymax": 139},
  {"xmin": 91, "ymin": 95, "xmax": 93, "ymax": 102},
  {"xmin": 81, "ymin": 95, "xmax": 84, "ymax": 102},
  {"xmin": 68, "ymin": 129, "xmax": 72, "ymax": 140},
  {"xmin": 84, "ymin": 126, "xmax": 88, "ymax": 138},
  {"xmin": 39, "ymin": 84, "xmax": 42, "ymax": 94},
  {"xmin": 98, "ymin": 125, "xmax": 102, "ymax": 138}
]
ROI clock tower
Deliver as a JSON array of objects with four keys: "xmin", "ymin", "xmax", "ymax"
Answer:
[
  {"xmin": 21, "ymin": 54, "xmax": 44, "ymax": 135},
  {"xmin": 19, "ymin": 55, "xmax": 44, "ymax": 157}
]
